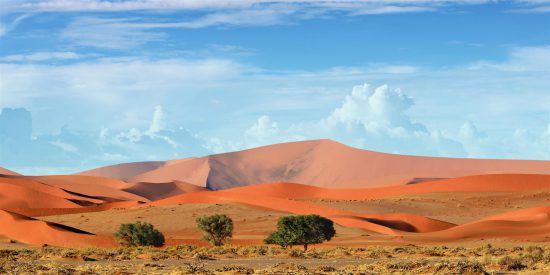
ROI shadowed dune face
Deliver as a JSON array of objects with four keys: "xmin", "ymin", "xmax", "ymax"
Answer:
[
  {"xmin": 122, "ymin": 180, "xmax": 207, "ymax": 201},
  {"xmin": 80, "ymin": 139, "xmax": 550, "ymax": 190}
]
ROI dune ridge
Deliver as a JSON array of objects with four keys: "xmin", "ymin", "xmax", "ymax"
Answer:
[
  {"xmin": 79, "ymin": 139, "xmax": 550, "ymax": 190},
  {"xmin": 0, "ymin": 167, "xmax": 19, "ymax": 176}
]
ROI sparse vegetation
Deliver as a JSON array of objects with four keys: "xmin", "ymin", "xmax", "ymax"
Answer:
[
  {"xmin": 0, "ymin": 244, "xmax": 549, "ymax": 274},
  {"xmin": 113, "ymin": 221, "xmax": 165, "ymax": 247},
  {"xmin": 264, "ymin": 214, "xmax": 336, "ymax": 251},
  {"xmin": 196, "ymin": 214, "xmax": 234, "ymax": 246}
]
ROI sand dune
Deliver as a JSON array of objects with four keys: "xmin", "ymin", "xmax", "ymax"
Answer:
[
  {"xmin": 78, "ymin": 161, "xmax": 166, "ymax": 181},
  {"xmin": 0, "ymin": 167, "xmax": 19, "ymax": 176},
  {"xmin": 29, "ymin": 175, "xmax": 149, "ymax": 202},
  {"xmin": 420, "ymin": 206, "xmax": 550, "ymax": 241},
  {"xmin": 80, "ymin": 139, "xmax": 550, "ymax": 190},
  {"xmin": 222, "ymin": 174, "xmax": 550, "ymax": 201},
  {"xmin": 0, "ymin": 176, "xmax": 106, "ymax": 209},
  {"xmin": 0, "ymin": 210, "xmax": 113, "ymax": 247},
  {"xmin": 123, "ymin": 180, "xmax": 207, "ymax": 201}
]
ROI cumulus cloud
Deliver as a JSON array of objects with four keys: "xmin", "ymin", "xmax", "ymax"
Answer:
[
  {"xmin": 322, "ymin": 84, "xmax": 427, "ymax": 137},
  {"xmin": 246, "ymin": 115, "xmax": 279, "ymax": 140},
  {"xmin": 0, "ymin": 106, "xmax": 209, "ymax": 174}
]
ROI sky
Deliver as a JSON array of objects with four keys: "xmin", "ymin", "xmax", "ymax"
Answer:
[{"xmin": 0, "ymin": 0, "xmax": 549, "ymax": 174}]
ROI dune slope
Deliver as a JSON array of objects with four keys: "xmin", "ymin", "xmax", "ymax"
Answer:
[
  {"xmin": 0, "ymin": 210, "xmax": 113, "ymax": 247},
  {"xmin": 83, "ymin": 139, "xmax": 550, "ymax": 190}
]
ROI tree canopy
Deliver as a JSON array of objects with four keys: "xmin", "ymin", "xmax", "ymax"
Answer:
[
  {"xmin": 114, "ymin": 222, "xmax": 165, "ymax": 247},
  {"xmin": 264, "ymin": 214, "xmax": 335, "ymax": 251},
  {"xmin": 196, "ymin": 214, "xmax": 234, "ymax": 246}
]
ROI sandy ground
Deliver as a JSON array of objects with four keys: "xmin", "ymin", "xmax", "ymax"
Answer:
[{"xmin": 313, "ymin": 190, "xmax": 550, "ymax": 224}]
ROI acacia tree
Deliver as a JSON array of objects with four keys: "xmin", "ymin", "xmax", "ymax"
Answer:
[
  {"xmin": 114, "ymin": 222, "xmax": 165, "ymax": 247},
  {"xmin": 196, "ymin": 214, "xmax": 233, "ymax": 246},
  {"xmin": 264, "ymin": 215, "xmax": 335, "ymax": 251}
]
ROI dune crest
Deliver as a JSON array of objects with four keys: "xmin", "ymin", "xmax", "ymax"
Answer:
[{"xmin": 79, "ymin": 139, "xmax": 550, "ymax": 190}]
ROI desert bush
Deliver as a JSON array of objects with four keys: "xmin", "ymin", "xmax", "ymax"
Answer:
[
  {"xmin": 261, "ymin": 262, "xmax": 308, "ymax": 274},
  {"xmin": 264, "ymin": 214, "xmax": 336, "ymax": 251},
  {"xmin": 524, "ymin": 246, "xmax": 544, "ymax": 263},
  {"xmin": 287, "ymin": 248, "xmax": 304, "ymax": 258},
  {"xmin": 114, "ymin": 222, "xmax": 165, "ymax": 247},
  {"xmin": 179, "ymin": 260, "xmax": 210, "ymax": 274},
  {"xmin": 216, "ymin": 265, "xmax": 254, "ymax": 274},
  {"xmin": 432, "ymin": 259, "xmax": 487, "ymax": 274},
  {"xmin": 196, "ymin": 214, "xmax": 233, "ymax": 246},
  {"xmin": 315, "ymin": 265, "xmax": 337, "ymax": 273},
  {"xmin": 386, "ymin": 259, "xmax": 429, "ymax": 271},
  {"xmin": 497, "ymin": 255, "xmax": 526, "ymax": 271}
]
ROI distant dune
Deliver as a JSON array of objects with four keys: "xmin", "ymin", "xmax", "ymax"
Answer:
[
  {"xmin": 80, "ymin": 139, "xmax": 550, "ymax": 190},
  {"xmin": 0, "ymin": 167, "xmax": 20, "ymax": 176},
  {"xmin": 78, "ymin": 161, "xmax": 166, "ymax": 181}
]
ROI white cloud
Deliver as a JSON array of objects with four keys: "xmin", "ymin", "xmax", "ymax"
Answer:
[
  {"xmin": 0, "ymin": 51, "xmax": 81, "ymax": 62},
  {"xmin": 245, "ymin": 115, "xmax": 280, "ymax": 141},
  {"xmin": 323, "ymin": 84, "xmax": 426, "ymax": 137},
  {"xmin": 60, "ymin": 17, "xmax": 167, "ymax": 49},
  {"xmin": 9, "ymin": 1, "xmax": 493, "ymax": 13},
  {"xmin": 148, "ymin": 105, "xmax": 164, "ymax": 134},
  {"xmin": 459, "ymin": 121, "xmax": 487, "ymax": 140}
]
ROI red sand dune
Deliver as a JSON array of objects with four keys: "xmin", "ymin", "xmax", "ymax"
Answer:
[
  {"xmin": 29, "ymin": 175, "xmax": 149, "ymax": 202},
  {"xmin": 123, "ymin": 180, "xmax": 207, "ymax": 201},
  {"xmin": 222, "ymin": 174, "xmax": 550, "ymax": 201},
  {"xmin": 0, "ymin": 176, "xmax": 106, "ymax": 209},
  {"xmin": 419, "ymin": 206, "xmax": 550, "ymax": 241},
  {"xmin": 78, "ymin": 161, "xmax": 166, "ymax": 181},
  {"xmin": 79, "ymin": 139, "xmax": 550, "ymax": 190},
  {"xmin": 0, "ymin": 210, "xmax": 113, "ymax": 247},
  {"xmin": 0, "ymin": 167, "xmax": 19, "ymax": 176}
]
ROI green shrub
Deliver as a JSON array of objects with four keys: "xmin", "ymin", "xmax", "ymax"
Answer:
[
  {"xmin": 114, "ymin": 222, "xmax": 165, "ymax": 247},
  {"xmin": 196, "ymin": 214, "xmax": 234, "ymax": 246},
  {"xmin": 264, "ymin": 214, "xmax": 336, "ymax": 251}
]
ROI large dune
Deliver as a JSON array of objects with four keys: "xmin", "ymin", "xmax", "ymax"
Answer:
[
  {"xmin": 78, "ymin": 139, "xmax": 550, "ymax": 190},
  {"xmin": 0, "ymin": 210, "xmax": 113, "ymax": 247}
]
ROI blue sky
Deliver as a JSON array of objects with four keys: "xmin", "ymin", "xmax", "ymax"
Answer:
[{"xmin": 0, "ymin": 0, "xmax": 549, "ymax": 174}]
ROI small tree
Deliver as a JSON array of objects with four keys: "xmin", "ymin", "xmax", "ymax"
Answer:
[
  {"xmin": 114, "ymin": 222, "xmax": 165, "ymax": 247},
  {"xmin": 196, "ymin": 214, "xmax": 233, "ymax": 246},
  {"xmin": 264, "ymin": 215, "xmax": 335, "ymax": 251}
]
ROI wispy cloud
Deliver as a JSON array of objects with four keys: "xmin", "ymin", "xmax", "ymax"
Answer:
[
  {"xmin": 60, "ymin": 17, "xmax": 167, "ymax": 49},
  {"xmin": 0, "ymin": 51, "xmax": 81, "ymax": 62},
  {"xmin": 0, "ymin": 14, "xmax": 31, "ymax": 38},
  {"xmin": 8, "ymin": 1, "xmax": 491, "ymax": 13}
]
